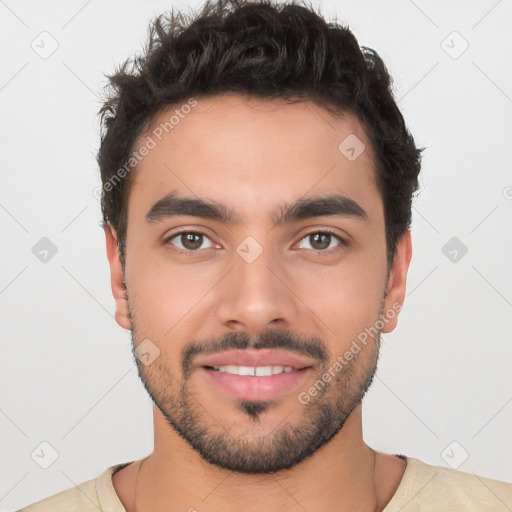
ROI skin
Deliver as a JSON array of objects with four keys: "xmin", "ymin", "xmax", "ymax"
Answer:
[{"xmin": 105, "ymin": 94, "xmax": 412, "ymax": 512}]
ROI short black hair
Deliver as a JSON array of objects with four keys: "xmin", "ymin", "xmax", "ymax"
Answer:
[{"xmin": 97, "ymin": 0, "xmax": 423, "ymax": 269}]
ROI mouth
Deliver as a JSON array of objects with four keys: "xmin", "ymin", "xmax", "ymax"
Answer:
[
  {"xmin": 195, "ymin": 348, "xmax": 315, "ymax": 372},
  {"xmin": 204, "ymin": 364, "xmax": 310, "ymax": 376},
  {"xmin": 196, "ymin": 350, "xmax": 315, "ymax": 401},
  {"xmin": 200, "ymin": 366, "xmax": 313, "ymax": 401}
]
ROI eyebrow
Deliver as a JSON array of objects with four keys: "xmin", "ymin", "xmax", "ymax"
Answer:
[{"xmin": 145, "ymin": 191, "xmax": 368, "ymax": 226}]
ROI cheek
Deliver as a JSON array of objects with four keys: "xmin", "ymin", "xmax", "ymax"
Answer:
[
  {"xmin": 290, "ymin": 255, "xmax": 387, "ymax": 339},
  {"xmin": 126, "ymin": 266, "xmax": 204, "ymax": 375},
  {"xmin": 126, "ymin": 252, "xmax": 222, "ymax": 337}
]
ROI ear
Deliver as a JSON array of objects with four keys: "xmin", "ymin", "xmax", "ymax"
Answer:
[
  {"xmin": 104, "ymin": 224, "xmax": 131, "ymax": 331},
  {"xmin": 382, "ymin": 229, "xmax": 412, "ymax": 333}
]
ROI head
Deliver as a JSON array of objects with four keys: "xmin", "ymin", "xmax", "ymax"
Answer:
[{"xmin": 99, "ymin": 0, "xmax": 422, "ymax": 474}]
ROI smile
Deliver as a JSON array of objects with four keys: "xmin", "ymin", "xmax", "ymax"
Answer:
[
  {"xmin": 207, "ymin": 365, "xmax": 295, "ymax": 376},
  {"xmin": 200, "ymin": 365, "xmax": 313, "ymax": 401}
]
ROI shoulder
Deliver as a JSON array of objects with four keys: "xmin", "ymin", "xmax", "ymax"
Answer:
[
  {"xmin": 385, "ymin": 456, "xmax": 512, "ymax": 512},
  {"xmin": 17, "ymin": 462, "xmax": 131, "ymax": 512},
  {"xmin": 17, "ymin": 477, "xmax": 99, "ymax": 512}
]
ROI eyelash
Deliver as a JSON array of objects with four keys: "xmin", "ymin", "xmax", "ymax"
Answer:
[{"xmin": 164, "ymin": 229, "xmax": 347, "ymax": 256}]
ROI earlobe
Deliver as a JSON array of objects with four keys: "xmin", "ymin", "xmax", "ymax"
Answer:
[
  {"xmin": 382, "ymin": 230, "xmax": 412, "ymax": 333},
  {"xmin": 104, "ymin": 224, "xmax": 132, "ymax": 331}
]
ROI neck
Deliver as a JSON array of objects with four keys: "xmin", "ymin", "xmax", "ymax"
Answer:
[{"xmin": 115, "ymin": 404, "xmax": 405, "ymax": 512}]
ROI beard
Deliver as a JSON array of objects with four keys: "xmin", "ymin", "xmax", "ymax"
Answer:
[{"xmin": 129, "ymin": 301, "xmax": 383, "ymax": 475}]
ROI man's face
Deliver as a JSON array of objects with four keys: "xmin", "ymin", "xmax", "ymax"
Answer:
[{"xmin": 106, "ymin": 94, "xmax": 410, "ymax": 474}]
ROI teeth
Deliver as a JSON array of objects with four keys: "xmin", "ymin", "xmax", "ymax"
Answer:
[
  {"xmin": 238, "ymin": 365, "xmax": 255, "ymax": 376},
  {"xmin": 211, "ymin": 365, "xmax": 294, "ymax": 376}
]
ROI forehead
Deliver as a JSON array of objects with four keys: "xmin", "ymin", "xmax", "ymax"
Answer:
[{"xmin": 128, "ymin": 94, "xmax": 382, "ymax": 224}]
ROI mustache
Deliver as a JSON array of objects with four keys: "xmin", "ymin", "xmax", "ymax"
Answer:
[{"xmin": 181, "ymin": 328, "xmax": 330, "ymax": 377}]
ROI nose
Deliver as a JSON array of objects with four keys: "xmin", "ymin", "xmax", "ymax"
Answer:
[{"xmin": 214, "ymin": 241, "xmax": 300, "ymax": 334}]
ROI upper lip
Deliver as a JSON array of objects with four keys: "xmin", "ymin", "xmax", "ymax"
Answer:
[{"xmin": 196, "ymin": 349, "xmax": 315, "ymax": 370}]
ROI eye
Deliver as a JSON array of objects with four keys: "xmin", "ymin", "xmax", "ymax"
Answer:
[
  {"xmin": 297, "ymin": 230, "xmax": 346, "ymax": 252},
  {"xmin": 165, "ymin": 231, "xmax": 216, "ymax": 253},
  {"xmin": 164, "ymin": 229, "xmax": 347, "ymax": 255}
]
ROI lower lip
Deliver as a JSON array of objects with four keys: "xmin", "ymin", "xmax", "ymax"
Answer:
[{"xmin": 199, "ymin": 367, "xmax": 313, "ymax": 401}]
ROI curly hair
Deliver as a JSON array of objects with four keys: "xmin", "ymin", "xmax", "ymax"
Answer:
[{"xmin": 97, "ymin": 0, "xmax": 423, "ymax": 269}]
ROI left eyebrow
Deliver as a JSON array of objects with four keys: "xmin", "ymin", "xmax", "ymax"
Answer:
[
  {"xmin": 145, "ymin": 191, "xmax": 368, "ymax": 225},
  {"xmin": 272, "ymin": 194, "xmax": 368, "ymax": 226}
]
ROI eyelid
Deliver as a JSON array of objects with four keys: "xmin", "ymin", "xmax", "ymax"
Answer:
[
  {"xmin": 164, "ymin": 229, "xmax": 218, "ymax": 252},
  {"xmin": 296, "ymin": 226, "xmax": 348, "ymax": 241},
  {"xmin": 294, "ymin": 228, "xmax": 348, "ymax": 251}
]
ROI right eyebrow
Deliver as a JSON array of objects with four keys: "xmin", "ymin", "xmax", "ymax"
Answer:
[{"xmin": 145, "ymin": 192, "xmax": 244, "ymax": 224}]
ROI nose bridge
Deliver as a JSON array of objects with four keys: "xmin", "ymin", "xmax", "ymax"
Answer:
[{"xmin": 214, "ymin": 236, "xmax": 299, "ymax": 332}]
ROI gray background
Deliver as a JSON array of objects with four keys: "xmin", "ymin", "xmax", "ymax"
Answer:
[{"xmin": 1, "ymin": 0, "xmax": 511, "ymax": 509}]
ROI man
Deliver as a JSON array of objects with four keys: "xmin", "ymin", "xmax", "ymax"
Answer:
[{"xmin": 20, "ymin": 0, "xmax": 512, "ymax": 510}]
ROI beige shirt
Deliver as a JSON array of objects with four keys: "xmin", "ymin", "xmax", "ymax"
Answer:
[{"xmin": 18, "ymin": 456, "xmax": 512, "ymax": 511}]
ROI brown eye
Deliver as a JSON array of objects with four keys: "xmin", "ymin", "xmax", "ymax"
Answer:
[
  {"xmin": 298, "ymin": 231, "xmax": 345, "ymax": 252},
  {"xmin": 180, "ymin": 233, "xmax": 203, "ymax": 250},
  {"xmin": 166, "ymin": 231, "xmax": 214, "ymax": 252},
  {"xmin": 310, "ymin": 233, "xmax": 331, "ymax": 250}
]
